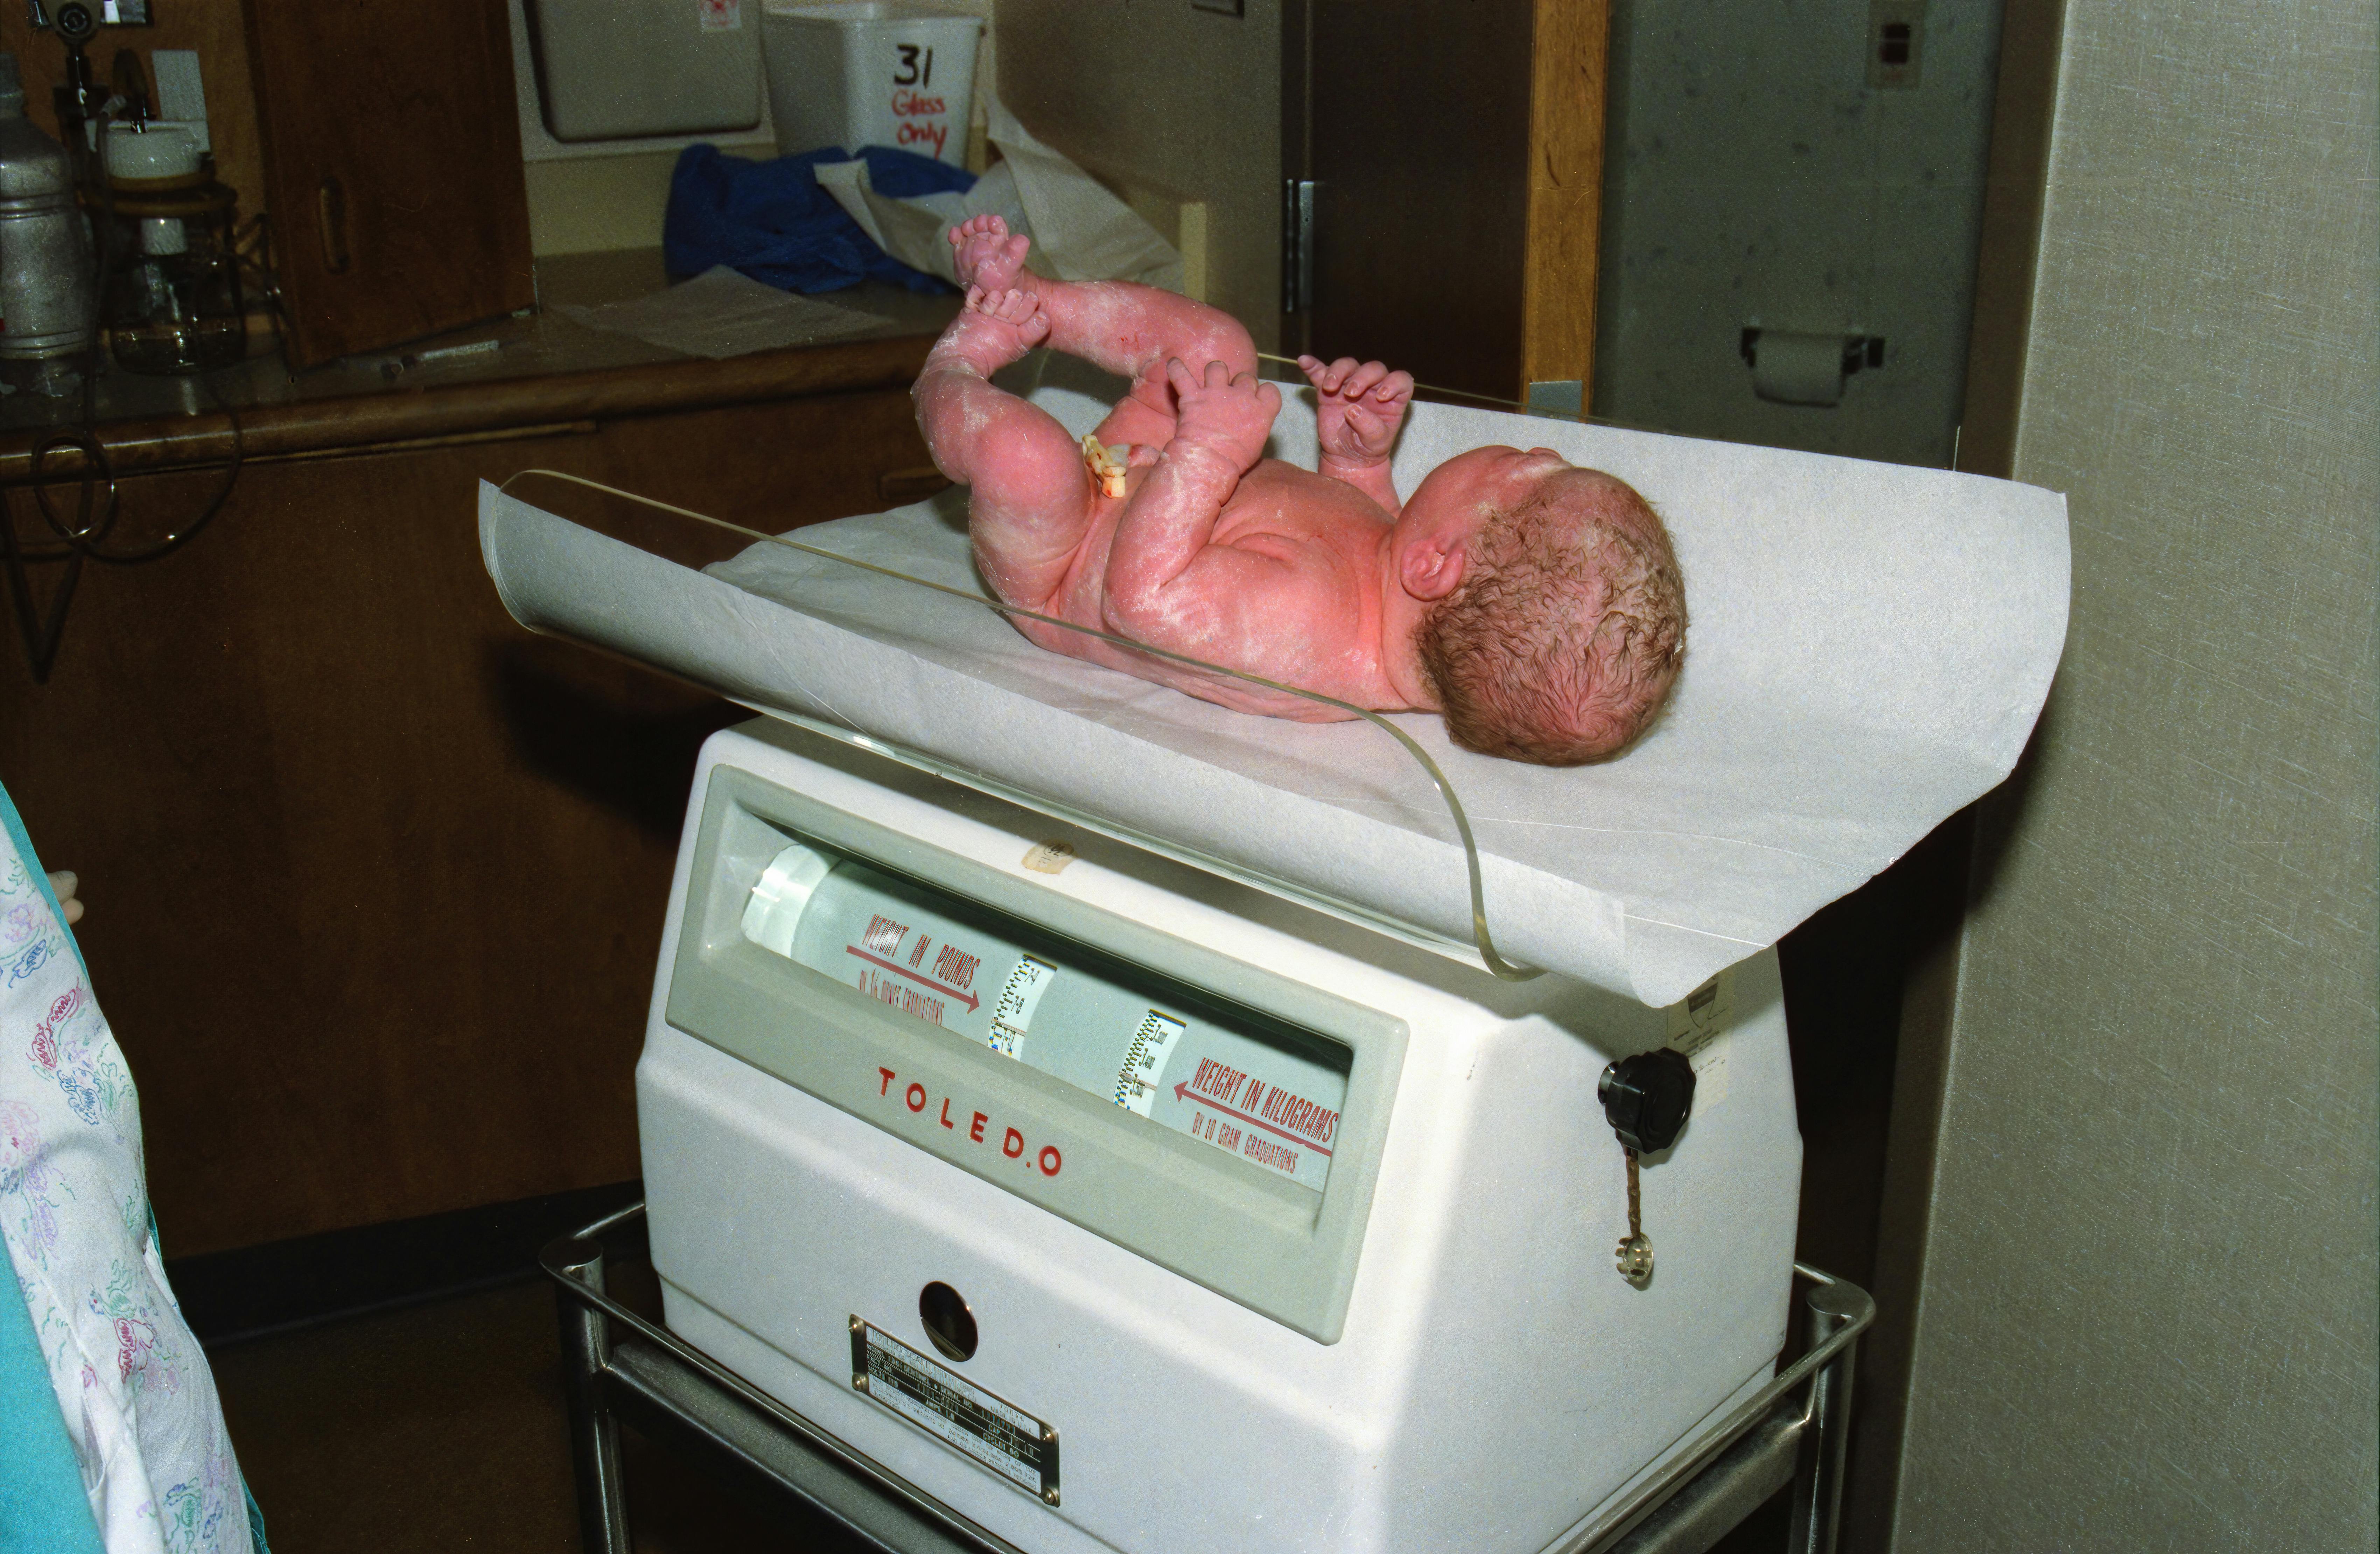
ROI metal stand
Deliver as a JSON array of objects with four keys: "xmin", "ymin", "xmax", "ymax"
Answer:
[{"xmin": 546, "ymin": 1204, "xmax": 1872, "ymax": 1554}]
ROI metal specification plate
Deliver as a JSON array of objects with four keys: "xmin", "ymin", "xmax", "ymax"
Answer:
[{"xmin": 850, "ymin": 1318, "xmax": 1060, "ymax": 1505}]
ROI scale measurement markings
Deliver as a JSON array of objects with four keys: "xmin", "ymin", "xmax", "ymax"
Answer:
[
  {"xmin": 846, "ymin": 943, "xmax": 982, "ymax": 1012},
  {"xmin": 1170, "ymin": 1077, "xmax": 1337, "ymax": 1157},
  {"xmin": 851, "ymin": 1321, "xmax": 1058, "ymax": 1504}
]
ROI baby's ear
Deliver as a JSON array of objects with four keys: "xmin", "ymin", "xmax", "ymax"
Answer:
[{"xmin": 1400, "ymin": 538, "xmax": 1466, "ymax": 601}]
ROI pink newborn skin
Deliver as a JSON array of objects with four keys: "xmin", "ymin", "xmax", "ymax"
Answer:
[{"xmin": 912, "ymin": 215, "xmax": 1684, "ymax": 763}]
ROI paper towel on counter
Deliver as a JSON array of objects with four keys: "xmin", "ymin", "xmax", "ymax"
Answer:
[
  {"xmin": 816, "ymin": 97, "xmax": 1184, "ymax": 292},
  {"xmin": 556, "ymin": 266, "xmax": 891, "ymax": 358},
  {"xmin": 479, "ymin": 369, "xmax": 2067, "ymax": 1007}
]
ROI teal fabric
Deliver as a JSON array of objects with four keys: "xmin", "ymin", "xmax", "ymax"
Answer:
[
  {"xmin": 0, "ymin": 778, "xmax": 268, "ymax": 1554},
  {"xmin": 0, "ymin": 783, "xmax": 83, "ymax": 976},
  {"xmin": 242, "ymin": 1482, "xmax": 270, "ymax": 1554},
  {"xmin": 0, "ymin": 1220, "xmax": 105, "ymax": 1554},
  {"xmin": 140, "ymin": 1206, "xmax": 270, "ymax": 1554},
  {"xmin": 0, "ymin": 776, "xmax": 104, "ymax": 1553}
]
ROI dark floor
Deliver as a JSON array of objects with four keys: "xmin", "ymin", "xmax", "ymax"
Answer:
[
  {"xmin": 210, "ymin": 1273, "xmax": 1794, "ymax": 1554},
  {"xmin": 210, "ymin": 1277, "xmax": 869, "ymax": 1554}
]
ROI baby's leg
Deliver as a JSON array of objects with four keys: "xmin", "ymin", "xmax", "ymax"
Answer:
[
  {"xmin": 1044, "ymin": 281, "xmax": 1259, "ymax": 451},
  {"xmin": 912, "ymin": 284, "xmax": 1095, "ymax": 611},
  {"xmin": 947, "ymin": 215, "xmax": 1256, "ymax": 451}
]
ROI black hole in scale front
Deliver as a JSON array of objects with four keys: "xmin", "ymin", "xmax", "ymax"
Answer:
[{"xmin": 920, "ymin": 1281, "xmax": 979, "ymax": 1362}]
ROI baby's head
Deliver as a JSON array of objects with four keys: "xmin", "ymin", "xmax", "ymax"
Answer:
[{"xmin": 1394, "ymin": 448, "xmax": 1685, "ymax": 765}]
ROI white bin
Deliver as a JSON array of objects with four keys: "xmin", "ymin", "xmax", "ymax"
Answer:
[{"xmin": 762, "ymin": 2, "xmax": 981, "ymax": 167}]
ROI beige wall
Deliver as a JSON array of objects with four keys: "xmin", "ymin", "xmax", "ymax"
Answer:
[
  {"xmin": 1891, "ymin": 0, "xmax": 2377, "ymax": 1546},
  {"xmin": 995, "ymin": 0, "xmax": 1280, "ymax": 347},
  {"xmin": 527, "ymin": 151, "xmax": 685, "ymax": 256}
]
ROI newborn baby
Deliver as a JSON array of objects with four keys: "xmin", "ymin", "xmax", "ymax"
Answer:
[{"xmin": 912, "ymin": 215, "xmax": 1685, "ymax": 764}]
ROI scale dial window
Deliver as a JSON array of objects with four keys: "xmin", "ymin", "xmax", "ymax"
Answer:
[{"xmin": 743, "ymin": 842, "xmax": 1351, "ymax": 1194}]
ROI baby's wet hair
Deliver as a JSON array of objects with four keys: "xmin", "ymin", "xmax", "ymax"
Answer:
[{"xmin": 1418, "ymin": 472, "xmax": 1686, "ymax": 765}]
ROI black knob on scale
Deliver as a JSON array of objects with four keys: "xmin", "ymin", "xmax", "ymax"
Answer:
[
  {"xmin": 1598, "ymin": 1048, "xmax": 1696, "ymax": 1287},
  {"xmin": 1599, "ymin": 1047, "xmax": 1696, "ymax": 1154}
]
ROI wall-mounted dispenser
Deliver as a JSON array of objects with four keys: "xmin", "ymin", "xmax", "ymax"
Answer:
[{"xmin": 1740, "ymin": 329, "xmax": 1886, "ymax": 407}]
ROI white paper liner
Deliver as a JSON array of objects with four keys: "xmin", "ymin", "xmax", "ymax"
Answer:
[{"xmin": 479, "ymin": 367, "xmax": 2066, "ymax": 1006}]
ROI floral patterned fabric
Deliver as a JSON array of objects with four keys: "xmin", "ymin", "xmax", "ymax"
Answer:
[{"xmin": 0, "ymin": 791, "xmax": 254, "ymax": 1554}]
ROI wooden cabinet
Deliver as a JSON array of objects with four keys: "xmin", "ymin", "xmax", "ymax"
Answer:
[
  {"xmin": 0, "ymin": 385, "xmax": 932, "ymax": 1256},
  {"xmin": 243, "ymin": 0, "xmax": 536, "ymax": 366}
]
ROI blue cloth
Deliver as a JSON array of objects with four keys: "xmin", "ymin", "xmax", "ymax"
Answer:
[{"xmin": 664, "ymin": 143, "xmax": 975, "ymax": 294}]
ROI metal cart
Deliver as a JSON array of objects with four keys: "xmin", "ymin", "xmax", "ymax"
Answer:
[{"xmin": 545, "ymin": 1202, "xmax": 1872, "ymax": 1554}]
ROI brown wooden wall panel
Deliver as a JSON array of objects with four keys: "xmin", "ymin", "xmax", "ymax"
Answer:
[
  {"xmin": 0, "ymin": 390, "xmax": 930, "ymax": 1256},
  {"xmin": 1520, "ymin": 0, "xmax": 1610, "ymax": 405}
]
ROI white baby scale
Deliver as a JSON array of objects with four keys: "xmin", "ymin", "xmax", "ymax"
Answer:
[
  {"xmin": 493, "ymin": 360, "xmax": 2063, "ymax": 1554},
  {"xmin": 623, "ymin": 717, "xmax": 1799, "ymax": 1554}
]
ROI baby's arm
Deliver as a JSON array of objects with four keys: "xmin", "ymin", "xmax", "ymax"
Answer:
[
  {"xmin": 1101, "ymin": 360, "xmax": 1283, "ymax": 638},
  {"xmin": 1298, "ymin": 355, "xmax": 1415, "ymax": 515}
]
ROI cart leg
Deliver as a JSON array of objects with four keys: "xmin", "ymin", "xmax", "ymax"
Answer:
[
  {"xmin": 1786, "ymin": 1282, "xmax": 1863, "ymax": 1554},
  {"xmin": 551, "ymin": 1236, "xmax": 632, "ymax": 1554}
]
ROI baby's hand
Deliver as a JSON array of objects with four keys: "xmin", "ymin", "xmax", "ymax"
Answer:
[
  {"xmin": 1164, "ymin": 359, "xmax": 1281, "ymax": 474},
  {"xmin": 1298, "ymin": 355, "xmax": 1413, "ymax": 468}
]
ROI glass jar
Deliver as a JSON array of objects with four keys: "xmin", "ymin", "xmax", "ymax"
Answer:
[{"xmin": 98, "ymin": 123, "xmax": 244, "ymax": 374}]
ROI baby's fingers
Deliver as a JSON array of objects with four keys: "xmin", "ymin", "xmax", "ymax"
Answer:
[
  {"xmin": 1340, "ymin": 360, "xmax": 1394, "ymax": 400},
  {"xmin": 1374, "ymin": 369, "xmax": 1415, "ymax": 405},
  {"xmin": 1302, "ymin": 355, "xmax": 1363, "ymax": 394}
]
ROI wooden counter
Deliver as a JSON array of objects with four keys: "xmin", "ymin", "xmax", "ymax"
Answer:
[
  {"xmin": 0, "ymin": 250, "xmax": 956, "ymax": 478},
  {"xmin": 0, "ymin": 257, "xmax": 959, "ymax": 1256}
]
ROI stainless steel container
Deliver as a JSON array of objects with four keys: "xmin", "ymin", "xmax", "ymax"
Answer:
[{"xmin": 0, "ymin": 51, "xmax": 94, "ymax": 391}]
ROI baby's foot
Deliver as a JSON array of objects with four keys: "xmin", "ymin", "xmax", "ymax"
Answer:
[
  {"xmin": 948, "ymin": 214, "xmax": 1032, "ymax": 295},
  {"xmin": 962, "ymin": 284, "xmax": 1052, "ymax": 356}
]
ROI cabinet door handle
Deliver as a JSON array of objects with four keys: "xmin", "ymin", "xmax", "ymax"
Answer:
[{"xmin": 317, "ymin": 175, "xmax": 351, "ymax": 275}]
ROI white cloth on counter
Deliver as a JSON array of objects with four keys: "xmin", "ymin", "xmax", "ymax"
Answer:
[{"xmin": 479, "ymin": 364, "xmax": 2067, "ymax": 1006}]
